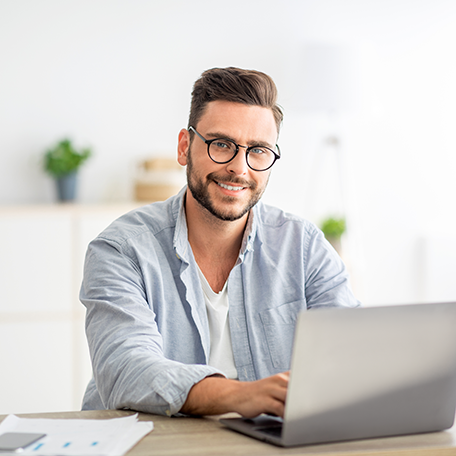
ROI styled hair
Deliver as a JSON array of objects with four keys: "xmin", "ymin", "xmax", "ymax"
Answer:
[{"xmin": 188, "ymin": 67, "xmax": 283, "ymax": 134}]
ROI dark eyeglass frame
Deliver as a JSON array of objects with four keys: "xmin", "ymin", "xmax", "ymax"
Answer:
[{"xmin": 188, "ymin": 126, "xmax": 281, "ymax": 172}]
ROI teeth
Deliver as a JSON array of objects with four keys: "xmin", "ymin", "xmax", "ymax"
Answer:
[{"xmin": 218, "ymin": 182, "xmax": 244, "ymax": 191}]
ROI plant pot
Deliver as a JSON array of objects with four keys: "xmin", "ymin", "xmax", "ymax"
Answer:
[{"xmin": 56, "ymin": 172, "xmax": 78, "ymax": 202}]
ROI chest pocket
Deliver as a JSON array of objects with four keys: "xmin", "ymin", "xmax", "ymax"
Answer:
[{"xmin": 259, "ymin": 300, "xmax": 306, "ymax": 370}]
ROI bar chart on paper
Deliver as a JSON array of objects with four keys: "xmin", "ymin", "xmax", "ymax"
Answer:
[{"xmin": 0, "ymin": 413, "xmax": 153, "ymax": 456}]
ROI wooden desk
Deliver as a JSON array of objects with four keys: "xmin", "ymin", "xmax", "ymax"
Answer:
[{"xmin": 1, "ymin": 410, "xmax": 456, "ymax": 456}]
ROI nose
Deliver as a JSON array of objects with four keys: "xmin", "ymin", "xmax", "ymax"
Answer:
[{"xmin": 226, "ymin": 146, "xmax": 249, "ymax": 176}]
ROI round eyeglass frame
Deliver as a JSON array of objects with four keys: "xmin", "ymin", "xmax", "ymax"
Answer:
[{"xmin": 188, "ymin": 126, "xmax": 281, "ymax": 172}]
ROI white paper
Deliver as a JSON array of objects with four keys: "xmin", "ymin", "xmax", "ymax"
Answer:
[{"xmin": 0, "ymin": 413, "xmax": 153, "ymax": 456}]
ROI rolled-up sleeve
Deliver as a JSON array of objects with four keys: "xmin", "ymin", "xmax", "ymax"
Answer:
[{"xmin": 81, "ymin": 237, "xmax": 221, "ymax": 416}]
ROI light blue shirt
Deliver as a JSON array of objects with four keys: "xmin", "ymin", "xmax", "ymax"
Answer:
[{"xmin": 81, "ymin": 187, "xmax": 359, "ymax": 416}]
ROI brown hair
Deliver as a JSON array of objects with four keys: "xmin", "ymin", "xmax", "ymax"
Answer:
[{"xmin": 188, "ymin": 67, "xmax": 283, "ymax": 134}]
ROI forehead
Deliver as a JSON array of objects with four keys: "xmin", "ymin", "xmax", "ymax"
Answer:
[{"xmin": 196, "ymin": 100, "xmax": 278, "ymax": 143}]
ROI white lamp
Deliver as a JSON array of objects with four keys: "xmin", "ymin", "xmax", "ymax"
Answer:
[{"xmin": 297, "ymin": 44, "xmax": 360, "ymax": 257}]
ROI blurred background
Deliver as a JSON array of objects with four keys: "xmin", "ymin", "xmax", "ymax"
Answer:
[{"xmin": 1, "ymin": 0, "xmax": 456, "ymax": 414}]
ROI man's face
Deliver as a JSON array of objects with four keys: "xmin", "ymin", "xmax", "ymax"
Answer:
[{"xmin": 178, "ymin": 100, "xmax": 278, "ymax": 222}]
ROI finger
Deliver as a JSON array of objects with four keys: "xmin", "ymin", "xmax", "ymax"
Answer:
[
  {"xmin": 262, "ymin": 377, "xmax": 288, "ymax": 403},
  {"xmin": 269, "ymin": 373, "xmax": 289, "ymax": 390},
  {"xmin": 276, "ymin": 372, "xmax": 290, "ymax": 384},
  {"xmin": 267, "ymin": 398, "xmax": 286, "ymax": 418},
  {"xmin": 270, "ymin": 383, "xmax": 288, "ymax": 403}
]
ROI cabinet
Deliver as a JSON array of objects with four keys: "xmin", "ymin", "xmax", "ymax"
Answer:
[{"xmin": 0, "ymin": 204, "xmax": 141, "ymax": 414}]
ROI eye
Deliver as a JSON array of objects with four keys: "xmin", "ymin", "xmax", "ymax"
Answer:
[
  {"xmin": 212, "ymin": 140, "xmax": 235, "ymax": 151},
  {"xmin": 249, "ymin": 147, "xmax": 268, "ymax": 155}
]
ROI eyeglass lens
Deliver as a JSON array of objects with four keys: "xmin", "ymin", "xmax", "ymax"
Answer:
[{"xmin": 209, "ymin": 139, "xmax": 275, "ymax": 171}]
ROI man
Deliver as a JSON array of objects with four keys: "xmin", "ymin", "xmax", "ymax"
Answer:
[{"xmin": 81, "ymin": 67, "xmax": 359, "ymax": 418}]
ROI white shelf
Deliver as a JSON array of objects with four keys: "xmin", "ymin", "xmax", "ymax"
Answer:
[{"xmin": 0, "ymin": 204, "xmax": 141, "ymax": 414}]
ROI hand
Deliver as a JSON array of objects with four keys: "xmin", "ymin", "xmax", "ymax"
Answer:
[
  {"xmin": 180, "ymin": 371, "xmax": 289, "ymax": 418},
  {"xmin": 231, "ymin": 371, "xmax": 289, "ymax": 418}
]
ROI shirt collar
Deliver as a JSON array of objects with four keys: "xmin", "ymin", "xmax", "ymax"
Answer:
[
  {"xmin": 173, "ymin": 186, "xmax": 191, "ymax": 263},
  {"xmin": 240, "ymin": 209, "xmax": 256, "ymax": 255}
]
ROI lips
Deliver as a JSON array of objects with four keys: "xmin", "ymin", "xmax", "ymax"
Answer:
[{"xmin": 207, "ymin": 171, "xmax": 256, "ymax": 194}]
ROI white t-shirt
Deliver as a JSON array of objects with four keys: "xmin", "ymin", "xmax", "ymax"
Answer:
[{"xmin": 196, "ymin": 266, "xmax": 238, "ymax": 379}]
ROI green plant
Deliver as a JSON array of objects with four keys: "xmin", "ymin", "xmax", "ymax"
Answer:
[
  {"xmin": 44, "ymin": 139, "xmax": 92, "ymax": 177},
  {"xmin": 320, "ymin": 217, "xmax": 346, "ymax": 239}
]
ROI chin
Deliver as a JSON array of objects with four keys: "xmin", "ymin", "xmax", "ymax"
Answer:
[{"xmin": 210, "ymin": 200, "xmax": 255, "ymax": 222}]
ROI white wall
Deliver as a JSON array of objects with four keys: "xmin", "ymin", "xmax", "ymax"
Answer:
[{"xmin": 1, "ymin": 0, "xmax": 456, "ymax": 304}]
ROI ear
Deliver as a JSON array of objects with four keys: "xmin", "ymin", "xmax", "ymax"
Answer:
[{"xmin": 177, "ymin": 128, "xmax": 190, "ymax": 166}]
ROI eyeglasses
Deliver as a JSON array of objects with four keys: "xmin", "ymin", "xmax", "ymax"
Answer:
[{"xmin": 188, "ymin": 126, "xmax": 281, "ymax": 172}]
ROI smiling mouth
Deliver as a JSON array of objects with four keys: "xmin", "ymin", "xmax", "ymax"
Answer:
[{"xmin": 216, "ymin": 181, "xmax": 247, "ymax": 192}]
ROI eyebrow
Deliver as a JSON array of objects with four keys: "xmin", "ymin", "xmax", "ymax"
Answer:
[{"xmin": 205, "ymin": 131, "xmax": 275, "ymax": 149}]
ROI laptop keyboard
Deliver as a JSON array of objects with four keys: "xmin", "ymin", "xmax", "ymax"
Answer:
[{"xmin": 256, "ymin": 425, "xmax": 283, "ymax": 438}]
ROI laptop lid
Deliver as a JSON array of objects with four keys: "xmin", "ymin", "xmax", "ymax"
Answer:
[{"xmin": 221, "ymin": 302, "xmax": 456, "ymax": 447}]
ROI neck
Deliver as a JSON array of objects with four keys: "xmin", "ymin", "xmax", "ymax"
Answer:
[{"xmin": 184, "ymin": 189, "xmax": 248, "ymax": 291}]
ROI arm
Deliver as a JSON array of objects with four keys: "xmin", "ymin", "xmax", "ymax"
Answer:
[
  {"xmin": 81, "ymin": 237, "xmax": 222, "ymax": 416},
  {"xmin": 180, "ymin": 372, "xmax": 290, "ymax": 417},
  {"xmin": 305, "ymin": 226, "xmax": 360, "ymax": 309}
]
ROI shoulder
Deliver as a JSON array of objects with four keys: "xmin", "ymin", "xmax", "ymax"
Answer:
[
  {"xmin": 95, "ymin": 190, "xmax": 183, "ymax": 248},
  {"xmin": 253, "ymin": 201, "xmax": 320, "ymax": 238}
]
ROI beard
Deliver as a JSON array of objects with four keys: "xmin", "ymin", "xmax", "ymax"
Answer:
[{"xmin": 186, "ymin": 148, "xmax": 268, "ymax": 222}]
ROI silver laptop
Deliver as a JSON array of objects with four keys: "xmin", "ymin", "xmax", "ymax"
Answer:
[{"xmin": 220, "ymin": 302, "xmax": 456, "ymax": 447}]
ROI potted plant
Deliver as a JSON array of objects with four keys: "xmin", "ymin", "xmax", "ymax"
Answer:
[
  {"xmin": 43, "ymin": 139, "xmax": 92, "ymax": 202},
  {"xmin": 320, "ymin": 216, "xmax": 346, "ymax": 254}
]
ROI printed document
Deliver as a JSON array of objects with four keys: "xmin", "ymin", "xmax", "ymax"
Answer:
[{"xmin": 0, "ymin": 413, "xmax": 153, "ymax": 456}]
